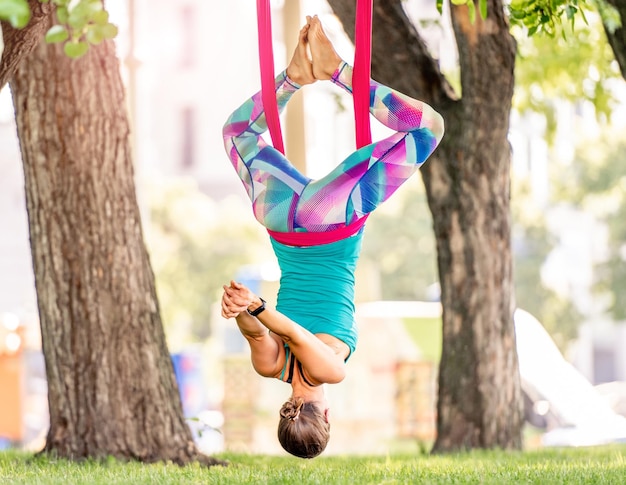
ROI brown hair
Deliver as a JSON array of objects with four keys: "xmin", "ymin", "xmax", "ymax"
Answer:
[{"xmin": 277, "ymin": 397, "xmax": 330, "ymax": 459}]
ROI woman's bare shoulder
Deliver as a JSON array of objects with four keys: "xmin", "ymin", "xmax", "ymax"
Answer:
[{"xmin": 315, "ymin": 333, "xmax": 350, "ymax": 361}]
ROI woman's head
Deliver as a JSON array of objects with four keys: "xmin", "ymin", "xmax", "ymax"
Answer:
[{"xmin": 277, "ymin": 397, "xmax": 330, "ymax": 459}]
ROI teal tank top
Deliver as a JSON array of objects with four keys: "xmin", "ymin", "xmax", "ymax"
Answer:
[{"xmin": 269, "ymin": 232, "xmax": 363, "ymax": 356}]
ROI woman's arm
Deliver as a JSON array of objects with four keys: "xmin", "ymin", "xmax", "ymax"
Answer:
[
  {"xmin": 223, "ymin": 282, "xmax": 347, "ymax": 384},
  {"xmin": 235, "ymin": 312, "xmax": 286, "ymax": 378},
  {"xmin": 222, "ymin": 286, "xmax": 284, "ymax": 378}
]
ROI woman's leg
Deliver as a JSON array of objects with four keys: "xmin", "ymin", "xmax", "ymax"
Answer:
[
  {"xmin": 222, "ymin": 24, "xmax": 316, "ymax": 232},
  {"xmin": 300, "ymin": 70, "xmax": 443, "ymax": 228},
  {"xmin": 223, "ymin": 73, "xmax": 310, "ymax": 232},
  {"xmin": 295, "ymin": 17, "xmax": 445, "ymax": 231}
]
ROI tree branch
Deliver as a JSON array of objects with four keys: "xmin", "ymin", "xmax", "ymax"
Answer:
[
  {"xmin": 0, "ymin": 0, "xmax": 53, "ymax": 91},
  {"xmin": 326, "ymin": 0, "xmax": 457, "ymax": 106},
  {"xmin": 603, "ymin": 0, "xmax": 626, "ymax": 80}
]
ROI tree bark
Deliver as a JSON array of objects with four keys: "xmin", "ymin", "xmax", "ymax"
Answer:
[
  {"xmin": 0, "ymin": 0, "xmax": 53, "ymax": 90},
  {"xmin": 9, "ymin": 17, "xmax": 223, "ymax": 466},
  {"xmin": 327, "ymin": 0, "xmax": 523, "ymax": 451},
  {"xmin": 603, "ymin": 0, "xmax": 626, "ymax": 80}
]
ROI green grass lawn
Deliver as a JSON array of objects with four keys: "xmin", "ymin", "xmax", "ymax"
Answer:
[{"xmin": 1, "ymin": 446, "xmax": 626, "ymax": 484}]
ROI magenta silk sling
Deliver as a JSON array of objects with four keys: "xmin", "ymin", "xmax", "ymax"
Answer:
[{"xmin": 255, "ymin": 0, "xmax": 373, "ymax": 153}]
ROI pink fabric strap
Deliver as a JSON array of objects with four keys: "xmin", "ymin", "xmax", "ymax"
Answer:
[
  {"xmin": 353, "ymin": 0, "xmax": 373, "ymax": 149},
  {"xmin": 267, "ymin": 216, "xmax": 369, "ymax": 247},
  {"xmin": 257, "ymin": 2, "xmax": 373, "ymax": 153},
  {"xmin": 257, "ymin": 0, "xmax": 285, "ymax": 154}
]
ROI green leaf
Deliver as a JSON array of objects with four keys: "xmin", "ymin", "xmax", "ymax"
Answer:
[
  {"xmin": 479, "ymin": 0, "xmax": 488, "ymax": 19},
  {"xmin": 67, "ymin": 13, "xmax": 88, "ymax": 31},
  {"xmin": 56, "ymin": 6, "xmax": 69, "ymax": 23},
  {"xmin": 45, "ymin": 24, "xmax": 69, "ymax": 43},
  {"xmin": 565, "ymin": 5, "xmax": 577, "ymax": 19},
  {"xmin": 64, "ymin": 40, "xmax": 89, "ymax": 58},
  {"xmin": 0, "ymin": 0, "xmax": 31, "ymax": 28},
  {"xmin": 468, "ymin": 0, "xmax": 476, "ymax": 23},
  {"xmin": 68, "ymin": 0, "xmax": 102, "ymax": 22},
  {"xmin": 436, "ymin": 0, "xmax": 443, "ymax": 14},
  {"xmin": 509, "ymin": 9, "xmax": 526, "ymax": 20},
  {"xmin": 67, "ymin": 0, "xmax": 93, "ymax": 30},
  {"xmin": 84, "ymin": 0, "xmax": 104, "ymax": 14},
  {"xmin": 86, "ymin": 25, "xmax": 103, "ymax": 45},
  {"xmin": 101, "ymin": 22, "xmax": 118, "ymax": 39},
  {"xmin": 579, "ymin": 4, "xmax": 589, "ymax": 25},
  {"xmin": 92, "ymin": 9, "xmax": 109, "ymax": 25},
  {"xmin": 450, "ymin": 0, "xmax": 468, "ymax": 5}
]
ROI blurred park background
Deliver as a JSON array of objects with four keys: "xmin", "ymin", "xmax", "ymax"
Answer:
[{"xmin": 3, "ymin": 0, "xmax": 626, "ymax": 456}]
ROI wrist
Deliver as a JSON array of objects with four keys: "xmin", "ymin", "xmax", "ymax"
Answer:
[
  {"xmin": 247, "ymin": 297, "xmax": 267, "ymax": 317},
  {"xmin": 247, "ymin": 296, "xmax": 262, "ymax": 312}
]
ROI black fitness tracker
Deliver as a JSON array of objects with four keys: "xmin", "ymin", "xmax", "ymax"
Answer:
[{"xmin": 247, "ymin": 297, "xmax": 267, "ymax": 317}]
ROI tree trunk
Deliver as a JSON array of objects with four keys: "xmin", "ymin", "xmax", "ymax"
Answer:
[
  {"xmin": 9, "ymin": 18, "xmax": 223, "ymax": 466},
  {"xmin": 327, "ymin": 0, "xmax": 523, "ymax": 450},
  {"xmin": 430, "ymin": 1, "xmax": 522, "ymax": 451},
  {"xmin": 0, "ymin": 0, "xmax": 53, "ymax": 90},
  {"xmin": 603, "ymin": 0, "xmax": 626, "ymax": 80}
]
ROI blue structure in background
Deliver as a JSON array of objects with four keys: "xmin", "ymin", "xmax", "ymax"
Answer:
[
  {"xmin": 220, "ymin": 265, "xmax": 266, "ymax": 354},
  {"xmin": 171, "ymin": 265, "xmax": 266, "ymax": 416},
  {"xmin": 235, "ymin": 265, "xmax": 263, "ymax": 296},
  {"xmin": 171, "ymin": 351, "xmax": 205, "ymax": 418}
]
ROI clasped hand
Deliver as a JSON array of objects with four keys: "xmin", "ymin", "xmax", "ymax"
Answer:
[{"xmin": 221, "ymin": 280, "xmax": 255, "ymax": 319}]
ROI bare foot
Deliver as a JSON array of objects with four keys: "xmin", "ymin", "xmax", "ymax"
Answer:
[
  {"xmin": 307, "ymin": 15, "xmax": 342, "ymax": 81},
  {"xmin": 286, "ymin": 23, "xmax": 316, "ymax": 86}
]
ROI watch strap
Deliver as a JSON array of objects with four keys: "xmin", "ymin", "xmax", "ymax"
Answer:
[{"xmin": 247, "ymin": 297, "xmax": 266, "ymax": 317}]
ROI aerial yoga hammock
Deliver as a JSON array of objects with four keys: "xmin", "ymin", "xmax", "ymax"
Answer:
[{"xmin": 221, "ymin": 3, "xmax": 444, "ymax": 459}]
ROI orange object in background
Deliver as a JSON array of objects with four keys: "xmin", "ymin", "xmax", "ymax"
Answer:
[
  {"xmin": 0, "ymin": 315, "xmax": 48, "ymax": 449},
  {"xmin": 0, "ymin": 318, "xmax": 24, "ymax": 443},
  {"xmin": 0, "ymin": 350, "xmax": 23, "ymax": 442}
]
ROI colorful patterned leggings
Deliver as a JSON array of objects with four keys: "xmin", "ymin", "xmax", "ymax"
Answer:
[{"xmin": 223, "ymin": 62, "xmax": 444, "ymax": 233}]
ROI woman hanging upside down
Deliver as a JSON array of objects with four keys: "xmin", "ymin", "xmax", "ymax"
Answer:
[{"xmin": 221, "ymin": 15, "xmax": 444, "ymax": 459}]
